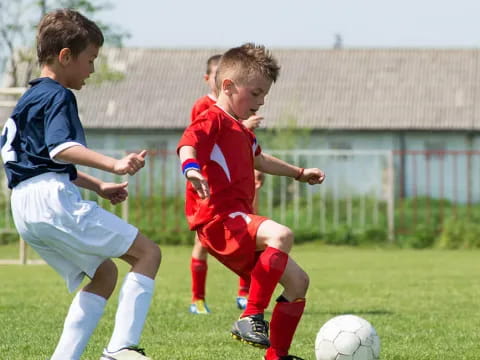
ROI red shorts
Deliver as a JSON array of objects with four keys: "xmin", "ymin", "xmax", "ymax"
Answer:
[{"xmin": 197, "ymin": 212, "xmax": 268, "ymax": 279}]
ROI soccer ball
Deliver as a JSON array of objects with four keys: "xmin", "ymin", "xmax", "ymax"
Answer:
[{"xmin": 315, "ymin": 314, "xmax": 380, "ymax": 360}]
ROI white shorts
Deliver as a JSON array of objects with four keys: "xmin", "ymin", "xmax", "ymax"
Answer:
[{"xmin": 11, "ymin": 172, "xmax": 138, "ymax": 292}]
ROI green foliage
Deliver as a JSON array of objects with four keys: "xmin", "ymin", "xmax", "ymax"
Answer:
[
  {"xmin": 8, "ymin": 188, "xmax": 480, "ymax": 249},
  {"xmin": 398, "ymin": 224, "xmax": 438, "ymax": 249},
  {"xmin": 0, "ymin": 229, "xmax": 18, "ymax": 245},
  {"xmin": 438, "ymin": 216, "xmax": 480, "ymax": 249},
  {"xmin": 257, "ymin": 114, "xmax": 313, "ymax": 150}
]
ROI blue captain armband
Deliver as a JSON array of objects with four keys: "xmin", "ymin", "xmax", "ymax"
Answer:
[{"xmin": 182, "ymin": 158, "xmax": 201, "ymax": 176}]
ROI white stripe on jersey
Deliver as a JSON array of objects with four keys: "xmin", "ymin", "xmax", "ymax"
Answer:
[{"xmin": 210, "ymin": 143, "xmax": 231, "ymax": 182}]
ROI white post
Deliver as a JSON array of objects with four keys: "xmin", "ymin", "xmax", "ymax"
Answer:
[
  {"xmin": 19, "ymin": 237, "xmax": 27, "ymax": 265},
  {"xmin": 387, "ymin": 151, "xmax": 395, "ymax": 243}
]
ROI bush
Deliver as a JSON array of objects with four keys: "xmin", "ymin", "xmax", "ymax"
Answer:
[
  {"xmin": 438, "ymin": 217, "xmax": 480, "ymax": 249},
  {"xmin": 0, "ymin": 229, "xmax": 19, "ymax": 245},
  {"xmin": 405, "ymin": 224, "xmax": 437, "ymax": 249}
]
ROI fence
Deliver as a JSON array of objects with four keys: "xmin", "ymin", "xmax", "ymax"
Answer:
[
  {"xmin": 4, "ymin": 146, "xmax": 480, "ymax": 263},
  {"xmin": 394, "ymin": 150, "xmax": 480, "ymax": 236},
  {"xmin": 1, "ymin": 149, "xmax": 396, "ymax": 263}
]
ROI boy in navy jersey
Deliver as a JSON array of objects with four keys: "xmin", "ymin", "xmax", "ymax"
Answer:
[
  {"xmin": 178, "ymin": 43, "xmax": 325, "ymax": 360},
  {"xmin": 0, "ymin": 9, "xmax": 160, "ymax": 360}
]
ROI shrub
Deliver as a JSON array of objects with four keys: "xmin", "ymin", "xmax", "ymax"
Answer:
[{"xmin": 438, "ymin": 217, "xmax": 480, "ymax": 249}]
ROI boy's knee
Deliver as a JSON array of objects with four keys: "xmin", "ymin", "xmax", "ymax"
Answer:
[
  {"xmin": 293, "ymin": 270, "xmax": 309, "ymax": 298},
  {"xmin": 144, "ymin": 240, "xmax": 161, "ymax": 264},
  {"xmin": 273, "ymin": 226, "xmax": 294, "ymax": 250},
  {"xmin": 96, "ymin": 259, "xmax": 118, "ymax": 280},
  {"xmin": 89, "ymin": 260, "xmax": 118, "ymax": 297},
  {"xmin": 301, "ymin": 271, "xmax": 310, "ymax": 292}
]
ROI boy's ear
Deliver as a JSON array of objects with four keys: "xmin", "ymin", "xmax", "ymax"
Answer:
[
  {"xmin": 58, "ymin": 48, "xmax": 72, "ymax": 66},
  {"xmin": 203, "ymin": 74, "xmax": 209, "ymax": 82},
  {"xmin": 222, "ymin": 79, "xmax": 235, "ymax": 96}
]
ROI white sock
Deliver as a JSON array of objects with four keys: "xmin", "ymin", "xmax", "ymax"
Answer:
[
  {"xmin": 107, "ymin": 272, "xmax": 155, "ymax": 352},
  {"xmin": 51, "ymin": 291, "xmax": 106, "ymax": 360}
]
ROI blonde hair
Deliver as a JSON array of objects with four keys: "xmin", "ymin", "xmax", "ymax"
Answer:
[{"xmin": 215, "ymin": 43, "xmax": 280, "ymax": 90}]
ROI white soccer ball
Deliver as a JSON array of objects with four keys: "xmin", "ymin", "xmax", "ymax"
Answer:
[{"xmin": 315, "ymin": 314, "xmax": 380, "ymax": 360}]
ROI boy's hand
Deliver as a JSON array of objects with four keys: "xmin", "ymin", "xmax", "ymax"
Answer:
[
  {"xmin": 254, "ymin": 170, "xmax": 265, "ymax": 189},
  {"xmin": 98, "ymin": 181, "xmax": 129, "ymax": 205},
  {"xmin": 186, "ymin": 169, "xmax": 210, "ymax": 199},
  {"xmin": 297, "ymin": 168, "xmax": 326, "ymax": 185},
  {"xmin": 242, "ymin": 115, "xmax": 264, "ymax": 130},
  {"xmin": 114, "ymin": 150, "xmax": 148, "ymax": 175}
]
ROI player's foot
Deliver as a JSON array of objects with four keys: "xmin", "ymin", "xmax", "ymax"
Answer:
[
  {"xmin": 100, "ymin": 346, "xmax": 151, "ymax": 360},
  {"xmin": 236, "ymin": 296, "xmax": 248, "ymax": 310},
  {"xmin": 189, "ymin": 299, "xmax": 211, "ymax": 314},
  {"xmin": 231, "ymin": 313, "xmax": 270, "ymax": 348},
  {"xmin": 262, "ymin": 356, "xmax": 304, "ymax": 360}
]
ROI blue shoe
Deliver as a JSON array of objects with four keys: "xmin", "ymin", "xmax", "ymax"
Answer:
[
  {"xmin": 189, "ymin": 299, "xmax": 211, "ymax": 314},
  {"xmin": 236, "ymin": 296, "xmax": 248, "ymax": 310}
]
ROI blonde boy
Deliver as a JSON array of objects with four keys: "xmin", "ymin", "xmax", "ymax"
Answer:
[
  {"xmin": 178, "ymin": 43, "xmax": 325, "ymax": 360},
  {"xmin": 189, "ymin": 54, "xmax": 265, "ymax": 314}
]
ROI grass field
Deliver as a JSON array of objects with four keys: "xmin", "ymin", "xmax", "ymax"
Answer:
[{"xmin": 2, "ymin": 242, "xmax": 480, "ymax": 360}]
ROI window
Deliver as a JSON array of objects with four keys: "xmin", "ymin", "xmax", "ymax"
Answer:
[{"xmin": 424, "ymin": 141, "xmax": 446, "ymax": 159}]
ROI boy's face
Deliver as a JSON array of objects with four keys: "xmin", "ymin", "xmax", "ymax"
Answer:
[
  {"xmin": 226, "ymin": 76, "xmax": 272, "ymax": 120},
  {"xmin": 204, "ymin": 64, "xmax": 218, "ymax": 95},
  {"xmin": 63, "ymin": 43, "xmax": 100, "ymax": 90}
]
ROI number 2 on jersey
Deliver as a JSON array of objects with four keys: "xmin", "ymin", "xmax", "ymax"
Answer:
[{"xmin": 1, "ymin": 118, "xmax": 18, "ymax": 163}]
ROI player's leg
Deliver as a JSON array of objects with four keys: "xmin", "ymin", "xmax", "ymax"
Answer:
[
  {"xmin": 242, "ymin": 219, "xmax": 292, "ymax": 316},
  {"xmin": 264, "ymin": 257, "xmax": 309, "ymax": 360},
  {"xmin": 190, "ymin": 233, "xmax": 210, "ymax": 314},
  {"xmin": 102, "ymin": 232, "xmax": 160, "ymax": 359},
  {"xmin": 51, "ymin": 259, "xmax": 117, "ymax": 360},
  {"xmin": 236, "ymin": 275, "xmax": 250, "ymax": 310},
  {"xmin": 232, "ymin": 219, "xmax": 292, "ymax": 348}
]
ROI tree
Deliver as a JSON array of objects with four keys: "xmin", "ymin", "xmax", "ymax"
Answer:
[{"xmin": 0, "ymin": 0, "xmax": 129, "ymax": 87}]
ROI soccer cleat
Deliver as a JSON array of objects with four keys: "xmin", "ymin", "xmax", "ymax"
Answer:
[
  {"xmin": 189, "ymin": 299, "xmax": 211, "ymax": 314},
  {"xmin": 236, "ymin": 296, "xmax": 248, "ymax": 310},
  {"xmin": 100, "ymin": 346, "xmax": 151, "ymax": 360},
  {"xmin": 231, "ymin": 314, "xmax": 270, "ymax": 348},
  {"xmin": 263, "ymin": 356, "xmax": 304, "ymax": 360}
]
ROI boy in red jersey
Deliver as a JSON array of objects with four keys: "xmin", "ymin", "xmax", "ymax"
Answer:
[
  {"xmin": 178, "ymin": 43, "xmax": 325, "ymax": 360},
  {"xmin": 190, "ymin": 54, "xmax": 220, "ymax": 122},
  {"xmin": 189, "ymin": 54, "xmax": 265, "ymax": 314}
]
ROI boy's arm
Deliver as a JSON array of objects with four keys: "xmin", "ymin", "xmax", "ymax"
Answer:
[
  {"xmin": 178, "ymin": 145, "xmax": 210, "ymax": 199},
  {"xmin": 72, "ymin": 170, "xmax": 103, "ymax": 192},
  {"xmin": 73, "ymin": 171, "xmax": 129, "ymax": 205},
  {"xmin": 255, "ymin": 152, "xmax": 325, "ymax": 185},
  {"xmin": 54, "ymin": 145, "xmax": 147, "ymax": 176}
]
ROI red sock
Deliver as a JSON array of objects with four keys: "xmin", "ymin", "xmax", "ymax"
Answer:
[
  {"xmin": 242, "ymin": 247, "xmax": 288, "ymax": 317},
  {"xmin": 265, "ymin": 297, "xmax": 306, "ymax": 359},
  {"xmin": 191, "ymin": 258, "xmax": 207, "ymax": 301},
  {"xmin": 238, "ymin": 275, "xmax": 250, "ymax": 297}
]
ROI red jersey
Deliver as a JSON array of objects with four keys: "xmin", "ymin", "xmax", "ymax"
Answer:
[
  {"xmin": 190, "ymin": 94, "xmax": 216, "ymax": 122},
  {"xmin": 178, "ymin": 105, "xmax": 262, "ymax": 230}
]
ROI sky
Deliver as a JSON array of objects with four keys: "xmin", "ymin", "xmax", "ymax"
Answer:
[{"xmin": 98, "ymin": 0, "xmax": 480, "ymax": 49}]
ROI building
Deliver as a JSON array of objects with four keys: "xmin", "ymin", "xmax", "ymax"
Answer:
[{"xmin": 2, "ymin": 48, "xmax": 480, "ymax": 201}]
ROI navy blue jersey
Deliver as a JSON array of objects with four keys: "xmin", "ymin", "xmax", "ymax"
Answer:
[{"xmin": 0, "ymin": 77, "xmax": 86, "ymax": 188}]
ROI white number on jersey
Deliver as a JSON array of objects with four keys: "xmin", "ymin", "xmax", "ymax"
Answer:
[{"xmin": 1, "ymin": 118, "xmax": 18, "ymax": 164}]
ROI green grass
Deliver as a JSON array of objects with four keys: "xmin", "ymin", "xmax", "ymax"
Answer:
[{"xmin": 2, "ymin": 242, "xmax": 480, "ymax": 359}]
